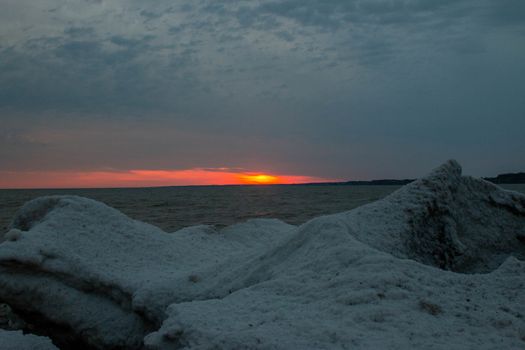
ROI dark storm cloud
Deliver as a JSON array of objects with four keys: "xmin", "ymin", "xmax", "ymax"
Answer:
[
  {"xmin": 485, "ymin": 0, "xmax": 525, "ymax": 25},
  {"xmin": 240, "ymin": 0, "xmax": 464, "ymax": 29},
  {"xmin": 64, "ymin": 26, "xmax": 95, "ymax": 37},
  {"xmin": 0, "ymin": 0, "xmax": 524, "ymax": 178},
  {"xmin": 0, "ymin": 26, "xmax": 196, "ymax": 113},
  {"xmin": 55, "ymin": 40, "xmax": 102, "ymax": 60},
  {"xmin": 139, "ymin": 10, "xmax": 163, "ymax": 22}
]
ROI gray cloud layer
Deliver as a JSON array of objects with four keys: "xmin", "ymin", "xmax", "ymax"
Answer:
[{"xmin": 1, "ymin": 0, "xmax": 524, "ymax": 178}]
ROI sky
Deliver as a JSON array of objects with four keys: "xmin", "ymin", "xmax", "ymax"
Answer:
[{"xmin": 1, "ymin": 0, "xmax": 524, "ymax": 188}]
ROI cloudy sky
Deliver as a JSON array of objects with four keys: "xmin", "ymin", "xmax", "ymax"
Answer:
[{"xmin": 1, "ymin": 0, "xmax": 524, "ymax": 187}]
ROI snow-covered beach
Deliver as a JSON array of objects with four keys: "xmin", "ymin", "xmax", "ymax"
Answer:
[{"xmin": 0, "ymin": 160, "xmax": 524, "ymax": 349}]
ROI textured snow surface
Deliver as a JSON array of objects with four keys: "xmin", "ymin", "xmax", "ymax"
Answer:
[
  {"xmin": 0, "ymin": 329, "xmax": 58, "ymax": 350},
  {"xmin": 0, "ymin": 160, "xmax": 524, "ymax": 349}
]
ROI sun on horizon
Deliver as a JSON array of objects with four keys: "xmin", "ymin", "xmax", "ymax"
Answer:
[
  {"xmin": 0, "ymin": 168, "xmax": 335, "ymax": 189},
  {"xmin": 238, "ymin": 174, "xmax": 280, "ymax": 185}
]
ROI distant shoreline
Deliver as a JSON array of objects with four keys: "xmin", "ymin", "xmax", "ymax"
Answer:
[
  {"xmin": 299, "ymin": 179, "xmax": 415, "ymax": 186},
  {"xmin": 1, "ymin": 172, "xmax": 524, "ymax": 191},
  {"xmin": 302, "ymin": 171, "xmax": 525, "ymax": 187},
  {"xmin": 482, "ymin": 172, "xmax": 525, "ymax": 185}
]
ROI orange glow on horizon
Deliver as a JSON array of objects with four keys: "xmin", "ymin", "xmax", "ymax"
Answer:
[
  {"xmin": 238, "ymin": 174, "xmax": 280, "ymax": 184},
  {"xmin": 0, "ymin": 168, "xmax": 336, "ymax": 189}
]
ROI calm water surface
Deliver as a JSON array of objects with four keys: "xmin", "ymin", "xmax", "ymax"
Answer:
[{"xmin": 1, "ymin": 184, "xmax": 524, "ymax": 234}]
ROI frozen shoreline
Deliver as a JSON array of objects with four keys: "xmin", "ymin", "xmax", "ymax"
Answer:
[{"xmin": 0, "ymin": 160, "xmax": 524, "ymax": 349}]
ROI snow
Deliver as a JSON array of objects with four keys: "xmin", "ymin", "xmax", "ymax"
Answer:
[
  {"xmin": 0, "ymin": 160, "xmax": 524, "ymax": 349},
  {"xmin": 0, "ymin": 329, "xmax": 58, "ymax": 350},
  {"xmin": 0, "ymin": 197, "xmax": 294, "ymax": 348},
  {"xmin": 342, "ymin": 159, "xmax": 525, "ymax": 272}
]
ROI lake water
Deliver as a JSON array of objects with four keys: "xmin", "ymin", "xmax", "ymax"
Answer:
[{"xmin": 1, "ymin": 184, "xmax": 525, "ymax": 234}]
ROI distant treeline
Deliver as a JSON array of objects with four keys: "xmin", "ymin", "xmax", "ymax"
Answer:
[
  {"xmin": 301, "ymin": 179, "xmax": 415, "ymax": 186},
  {"xmin": 301, "ymin": 172, "xmax": 525, "ymax": 186},
  {"xmin": 336, "ymin": 179, "xmax": 415, "ymax": 186},
  {"xmin": 483, "ymin": 172, "xmax": 525, "ymax": 184}
]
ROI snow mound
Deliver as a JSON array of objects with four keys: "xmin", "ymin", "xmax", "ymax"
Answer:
[
  {"xmin": 0, "ymin": 160, "xmax": 524, "ymax": 349},
  {"xmin": 343, "ymin": 159, "xmax": 525, "ymax": 272},
  {"xmin": 0, "ymin": 196, "xmax": 295, "ymax": 348},
  {"xmin": 0, "ymin": 329, "xmax": 57, "ymax": 350},
  {"xmin": 146, "ymin": 250, "xmax": 525, "ymax": 350}
]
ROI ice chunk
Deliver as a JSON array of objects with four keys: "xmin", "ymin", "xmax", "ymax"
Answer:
[
  {"xmin": 0, "ymin": 196, "xmax": 294, "ymax": 348},
  {"xmin": 0, "ymin": 329, "xmax": 57, "ymax": 350},
  {"xmin": 342, "ymin": 160, "xmax": 525, "ymax": 272}
]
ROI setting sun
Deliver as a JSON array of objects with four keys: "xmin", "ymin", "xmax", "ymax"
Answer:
[
  {"xmin": 238, "ymin": 174, "xmax": 279, "ymax": 184},
  {"xmin": 0, "ymin": 168, "xmax": 334, "ymax": 189}
]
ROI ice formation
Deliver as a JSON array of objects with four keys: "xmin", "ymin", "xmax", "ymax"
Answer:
[
  {"xmin": 0, "ymin": 160, "xmax": 524, "ymax": 349},
  {"xmin": 0, "ymin": 329, "xmax": 58, "ymax": 350}
]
